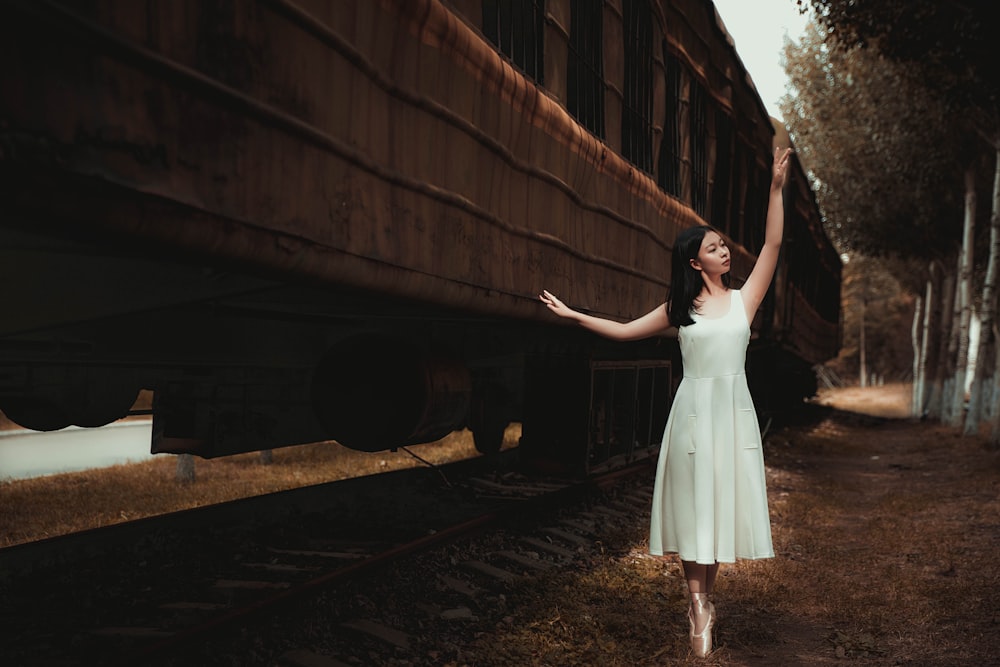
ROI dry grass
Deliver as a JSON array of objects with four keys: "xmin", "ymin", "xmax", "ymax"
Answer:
[
  {"xmin": 458, "ymin": 386, "xmax": 1000, "ymax": 666},
  {"xmin": 0, "ymin": 426, "xmax": 519, "ymax": 548},
  {"xmin": 5, "ymin": 386, "xmax": 1000, "ymax": 665},
  {"xmin": 813, "ymin": 382, "xmax": 913, "ymax": 418}
]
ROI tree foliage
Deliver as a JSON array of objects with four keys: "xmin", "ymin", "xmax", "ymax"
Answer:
[
  {"xmin": 797, "ymin": 0, "xmax": 998, "ymax": 135},
  {"xmin": 791, "ymin": 0, "xmax": 999, "ymax": 433},
  {"xmin": 829, "ymin": 255, "xmax": 915, "ymax": 382},
  {"xmin": 779, "ymin": 22, "xmax": 962, "ymax": 260}
]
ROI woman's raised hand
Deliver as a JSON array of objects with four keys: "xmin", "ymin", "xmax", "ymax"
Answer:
[
  {"xmin": 771, "ymin": 146, "xmax": 793, "ymax": 191},
  {"xmin": 539, "ymin": 289, "xmax": 575, "ymax": 319}
]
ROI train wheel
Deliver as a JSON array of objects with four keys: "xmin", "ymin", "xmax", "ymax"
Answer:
[
  {"xmin": 0, "ymin": 384, "xmax": 139, "ymax": 431},
  {"xmin": 0, "ymin": 396, "xmax": 72, "ymax": 431},
  {"xmin": 471, "ymin": 420, "xmax": 506, "ymax": 455},
  {"xmin": 70, "ymin": 386, "xmax": 141, "ymax": 427},
  {"xmin": 469, "ymin": 383, "xmax": 509, "ymax": 455}
]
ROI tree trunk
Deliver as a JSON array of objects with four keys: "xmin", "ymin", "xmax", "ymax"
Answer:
[
  {"xmin": 176, "ymin": 453, "xmax": 196, "ymax": 483},
  {"xmin": 859, "ymin": 297, "xmax": 867, "ymax": 388},
  {"xmin": 911, "ymin": 294, "xmax": 923, "ymax": 415},
  {"xmin": 916, "ymin": 276, "xmax": 933, "ymax": 416},
  {"xmin": 992, "ymin": 322, "xmax": 1000, "ymax": 447},
  {"xmin": 942, "ymin": 262, "xmax": 962, "ymax": 424},
  {"xmin": 966, "ymin": 146, "xmax": 1000, "ymax": 435},
  {"xmin": 927, "ymin": 264, "xmax": 954, "ymax": 420},
  {"xmin": 948, "ymin": 166, "xmax": 977, "ymax": 428}
]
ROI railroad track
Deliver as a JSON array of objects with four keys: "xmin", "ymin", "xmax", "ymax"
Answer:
[{"xmin": 0, "ymin": 448, "xmax": 656, "ymax": 666}]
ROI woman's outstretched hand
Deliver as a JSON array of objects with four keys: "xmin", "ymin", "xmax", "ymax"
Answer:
[
  {"xmin": 539, "ymin": 289, "xmax": 575, "ymax": 319},
  {"xmin": 771, "ymin": 146, "xmax": 793, "ymax": 191}
]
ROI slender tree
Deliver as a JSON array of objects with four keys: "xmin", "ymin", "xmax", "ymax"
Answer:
[
  {"xmin": 915, "ymin": 271, "xmax": 932, "ymax": 415},
  {"xmin": 950, "ymin": 168, "xmax": 977, "ymax": 427},
  {"xmin": 780, "ymin": 22, "xmax": 962, "ymax": 261},
  {"xmin": 967, "ymin": 145, "xmax": 1000, "ymax": 436},
  {"xmin": 793, "ymin": 0, "xmax": 999, "ymax": 434},
  {"xmin": 927, "ymin": 265, "xmax": 955, "ymax": 419},
  {"xmin": 910, "ymin": 293, "xmax": 922, "ymax": 407}
]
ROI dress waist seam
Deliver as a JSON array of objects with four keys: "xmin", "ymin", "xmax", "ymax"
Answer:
[{"xmin": 682, "ymin": 372, "xmax": 747, "ymax": 379}]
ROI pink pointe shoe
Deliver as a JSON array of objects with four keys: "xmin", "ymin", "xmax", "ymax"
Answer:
[{"xmin": 688, "ymin": 592, "xmax": 715, "ymax": 658}]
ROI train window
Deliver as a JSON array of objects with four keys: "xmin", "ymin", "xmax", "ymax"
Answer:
[
  {"xmin": 482, "ymin": 0, "xmax": 546, "ymax": 84},
  {"xmin": 711, "ymin": 107, "xmax": 734, "ymax": 233},
  {"xmin": 621, "ymin": 0, "xmax": 654, "ymax": 173},
  {"xmin": 657, "ymin": 49, "xmax": 682, "ymax": 197},
  {"xmin": 567, "ymin": 0, "xmax": 605, "ymax": 139},
  {"xmin": 730, "ymin": 144, "xmax": 746, "ymax": 245},
  {"xmin": 744, "ymin": 163, "xmax": 767, "ymax": 253},
  {"xmin": 690, "ymin": 80, "xmax": 708, "ymax": 216}
]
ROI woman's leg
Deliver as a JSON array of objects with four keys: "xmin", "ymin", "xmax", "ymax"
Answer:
[
  {"xmin": 682, "ymin": 560, "xmax": 718, "ymax": 657},
  {"xmin": 706, "ymin": 562, "xmax": 720, "ymax": 593},
  {"xmin": 682, "ymin": 560, "xmax": 719, "ymax": 595}
]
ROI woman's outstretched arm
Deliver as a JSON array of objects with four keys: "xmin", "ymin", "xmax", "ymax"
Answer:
[
  {"xmin": 741, "ymin": 146, "xmax": 793, "ymax": 319},
  {"xmin": 539, "ymin": 290, "xmax": 671, "ymax": 341}
]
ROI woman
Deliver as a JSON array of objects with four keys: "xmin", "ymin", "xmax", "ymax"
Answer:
[{"xmin": 540, "ymin": 146, "xmax": 792, "ymax": 657}]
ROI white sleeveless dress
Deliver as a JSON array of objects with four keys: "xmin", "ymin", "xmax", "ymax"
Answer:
[{"xmin": 648, "ymin": 289, "xmax": 774, "ymax": 564}]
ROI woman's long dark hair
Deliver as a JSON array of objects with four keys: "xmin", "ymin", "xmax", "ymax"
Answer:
[{"xmin": 667, "ymin": 225, "xmax": 730, "ymax": 327}]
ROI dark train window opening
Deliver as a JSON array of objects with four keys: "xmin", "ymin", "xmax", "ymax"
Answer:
[
  {"xmin": 588, "ymin": 361, "xmax": 671, "ymax": 472},
  {"xmin": 482, "ymin": 0, "xmax": 546, "ymax": 84},
  {"xmin": 658, "ymin": 48, "xmax": 683, "ymax": 197},
  {"xmin": 690, "ymin": 79, "xmax": 708, "ymax": 216},
  {"xmin": 729, "ymin": 143, "xmax": 747, "ymax": 245},
  {"xmin": 621, "ymin": 0, "xmax": 654, "ymax": 173},
  {"xmin": 744, "ymin": 161, "xmax": 768, "ymax": 253},
  {"xmin": 567, "ymin": 0, "xmax": 605, "ymax": 139},
  {"xmin": 711, "ymin": 107, "xmax": 734, "ymax": 234}
]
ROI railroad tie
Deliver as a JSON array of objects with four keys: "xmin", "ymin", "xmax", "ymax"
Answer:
[
  {"xmin": 467, "ymin": 477, "xmax": 546, "ymax": 496},
  {"xmin": 518, "ymin": 535, "xmax": 577, "ymax": 560},
  {"xmin": 460, "ymin": 559, "xmax": 520, "ymax": 584},
  {"xmin": 267, "ymin": 547, "xmax": 367, "ymax": 560},
  {"xmin": 543, "ymin": 526, "xmax": 591, "ymax": 547},
  {"xmin": 412, "ymin": 602, "xmax": 479, "ymax": 622},
  {"xmin": 623, "ymin": 491, "xmax": 653, "ymax": 505},
  {"xmin": 558, "ymin": 518, "xmax": 598, "ymax": 535},
  {"xmin": 415, "ymin": 601, "xmax": 442, "ymax": 618},
  {"xmin": 91, "ymin": 626, "xmax": 173, "ymax": 638},
  {"xmin": 341, "ymin": 619, "xmax": 411, "ymax": 651},
  {"xmin": 279, "ymin": 648, "xmax": 354, "ymax": 667},
  {"xmin": 439, "ymin": 606, "xmax": 478, "ymax": 621},
  {"xmin": 609, "ymin": 499, "xmax": 647, "ymax": 514},
  {"xmin": 159, "ymin": 601, "xmax": 227, "ymax": 611},
  {"xmin": 583, "ymin": 507, "xmax": 630, "ymax": 521},
  {"xmin": 437, "ymin": 573, "xmax": 481, "ymax": 598},
  {"xmin": 212, "ymin": 579, "xmax": 292, "ymax": 590},
  {"xmin": 243, "ymin": 562, "xmax": 321, "ymax": 573},
  {"xmin": 494, "ymin": 549, "xmax": 555, "ymax": 571}
]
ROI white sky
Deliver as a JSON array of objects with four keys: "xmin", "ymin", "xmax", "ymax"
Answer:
[{"xmin": 710, "ymin": 0, "xmax": 812, "ymax": 118}]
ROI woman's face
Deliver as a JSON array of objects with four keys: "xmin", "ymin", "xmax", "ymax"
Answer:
[{"xmin": 691, "ymin": 231, "xmax": 730, "ymax": 275}]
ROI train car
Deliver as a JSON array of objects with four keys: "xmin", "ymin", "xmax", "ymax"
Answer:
[{"xmin": 0, "ymin": 0, "xmax": 839, "ymax": 475}]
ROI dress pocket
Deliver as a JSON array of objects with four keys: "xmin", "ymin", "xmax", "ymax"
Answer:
[
  {"xmin": 687, "ymin": 415, "xmax": 697, "ymax": 453},
  {"xmin": 738, "ymin": 408, "xmax": 761, "ymax": 449}
]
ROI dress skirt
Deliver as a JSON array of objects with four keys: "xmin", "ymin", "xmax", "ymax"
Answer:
[{"xmin": 648, "ymin": 289, "xmax": 774, "ymax": 564}]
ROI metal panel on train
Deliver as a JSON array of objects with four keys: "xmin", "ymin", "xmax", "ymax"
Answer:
[{"xmin": 0, "ymin": 0, "xmax": 840, "ymax": 469}]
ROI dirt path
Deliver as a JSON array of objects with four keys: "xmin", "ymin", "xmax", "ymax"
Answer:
[
  {"xmin": 3, "ymin": 386, "xmax": 998, "ymax": 665},
  {"xmin": 463, "ymin": 387, "xmax": 1000, "ymax": 666},
  {"xmin": 734, "ymin": 409, "xmax": 1000, "ymax": 666}
]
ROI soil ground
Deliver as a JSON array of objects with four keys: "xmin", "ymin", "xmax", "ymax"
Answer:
[
  {"xmin": 3, "ymin": 384, "xmax": 999, "ymax": 665},
  {"xmin": 459, "ymin": 383, "xmax": 1000, "ymax": 665},
  {"xmin": 714, "ymin": 386, "xmax": 1000, "ymax": 666}
]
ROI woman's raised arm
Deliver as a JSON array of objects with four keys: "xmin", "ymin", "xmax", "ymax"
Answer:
[
  {"xmin": 539, "ymin": 290, "xmax": 671, "ymax": 341},
  {"xmin": 741, "ymin": 146, "xmax": 792, "ymax": 319}
]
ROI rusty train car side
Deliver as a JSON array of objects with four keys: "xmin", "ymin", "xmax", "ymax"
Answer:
[{"xmin": 0, "ymin": 0, "xmax": 839, "ymax": 473}]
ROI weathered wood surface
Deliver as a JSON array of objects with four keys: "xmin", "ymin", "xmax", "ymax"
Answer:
[
  {"xmin": 0, "ymin": 0, "xmax": 732, "ymax": 324},
  {"xmin": 0, "ymin": 0, "xmax": 837, "ymax": 364}
]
